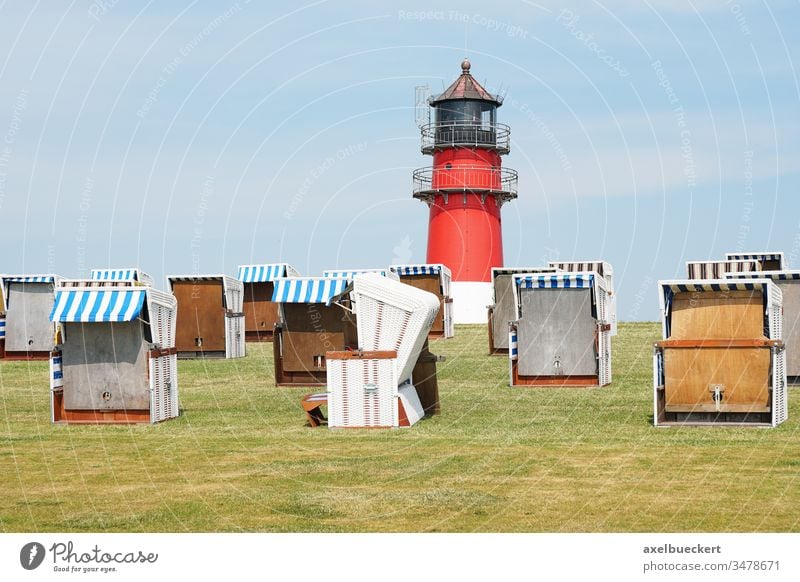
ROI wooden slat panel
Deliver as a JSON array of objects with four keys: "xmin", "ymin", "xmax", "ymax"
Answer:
[
  {"xmin": 242, "ymin": 282, "xmax": 279, "ymax": 335},
  {"xmin": 282, "ymin": 331, "xmax": 344, "ymax": 372},
  {"xmin": 413, "ymin": 340, "xmax": 440, "ymax": 415},
  {"xmin": 670, "ymin": 290, "xmax": 764, "ymax": 340},
  {"xmin": 148, "ymin": 347, "xmax": 178, "ymax": 358},
  {"xmin": 57, "ymin": 409, "xmax": 151, "ymax": 423},
  {"xmin": 301, "ymin": 393, "xmax": 327, "ymax": 427},
  {"xmin": 281, "ymin": 304, "xmax": 356, "ymax": 372},
  {"xmin": 656, "ymin": 339, "xmax": 781, "ymax": 348},
  {"xmin": 663, "ymin": 347, "xmax": 771, "ymax": 411},
  {"xmin": 273, "ymin": 326, "xmax": 327, "ymax": 386},
  {"xmin": 172, "ymin": 280, "xmax": 226, "ymax": 352},
  {"xmin": 2, "ymin": 351, "xmax": 50, "ymax": 360},
  {"xmin": 399, "ymin": 273, "xmax": 444, "ymax": 333}
]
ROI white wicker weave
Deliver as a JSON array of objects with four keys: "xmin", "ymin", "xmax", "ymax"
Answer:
[
  {"xmin": 351, "ymin": 273, "xmax": 440, "ymax": 385},
  {"xmin": 147, "ymin": 288, "xmax": 177, "ymax": 349},
  {"xmin": 768, "ymin": 283, "xmax": 787, "ymax": 426},
  {"xmin": 328, "ymin": 356, "xmax": 398, "ymax": 428},
  {"xmin": 223, "ymin": 277, "xmax": 244, "ymax": 313},
  {"xmin": 150, "ymin": 354, "xmax": 178, "ymax": 423},
  {"xmin": 132, "ymin": 285, "xmax": 180, "ymax": 423},
  {"xmin": 652, "ymin": 348, "xmax": 662, "ymax": 426},
  {"xmin": 225, "ymin": 313, "xmax": 246, "ymax": 358},
  {"xmin": 774, "ymin": 351, "xmax": 787, "ymax": 426},
  {"xmin": 596, "ymin": 284, "xmax": 611, "ymax": 385},
  {"xmin": 326, "ymin": 273, "xmax": 439, "ymax": 428}
]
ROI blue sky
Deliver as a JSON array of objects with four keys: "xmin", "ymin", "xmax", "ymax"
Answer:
[{"xmin": 0, "ymin": 0, "xmax": 797, "ymax": 320}]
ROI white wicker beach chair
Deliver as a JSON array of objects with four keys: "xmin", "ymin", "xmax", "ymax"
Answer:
[{"xmin": 326, "ymin": 273, "xmax": 440, "ymax": 428}]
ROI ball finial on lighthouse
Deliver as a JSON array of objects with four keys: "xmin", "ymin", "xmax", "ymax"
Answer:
[{"xmin": 461, "ymin": 58, "xmax": 471, "ymax": 73}]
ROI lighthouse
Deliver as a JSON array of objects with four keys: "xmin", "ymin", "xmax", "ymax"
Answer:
[{"xmin": 413, "ymin": 59, "xmax": 517, "ymax": 323}]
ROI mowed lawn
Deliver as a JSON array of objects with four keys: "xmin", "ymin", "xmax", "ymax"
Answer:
[{"xmin": 1, "ymin": 322, "xmax": 798, "ymax": 532}]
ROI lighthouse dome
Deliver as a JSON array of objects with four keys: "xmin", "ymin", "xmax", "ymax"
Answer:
[{"xmin": 430, "ymin": 60, "xmax": 502, "ymax": 106}]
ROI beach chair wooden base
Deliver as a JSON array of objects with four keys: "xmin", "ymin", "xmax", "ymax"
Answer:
[
  {"xmin": 302, "ymin": 393, "xmax": 328, "ymax": 427},
  {"xmin": 245, "ymin": 330, "xmax": 274, "ymax": 342},
  {"xmin": 3, "ymin": 350, "xmax": 51, "ymax": 361},
  {"xmin": 52, "ymin": 389, "xmax": 152, "ymax": 423}
]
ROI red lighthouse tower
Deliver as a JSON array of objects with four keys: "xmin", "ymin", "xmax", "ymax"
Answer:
[{"xmin": 413, "ymin": 59, "xmax": 517, "ymax": 322}]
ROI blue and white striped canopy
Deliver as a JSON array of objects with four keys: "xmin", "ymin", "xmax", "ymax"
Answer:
[
  {"xmin": 492, "ymin": 267, "xmax": 557, "ymax": 278},
  {"xmin": 662, "ymin": 281, "xmax": 768, "ymax": 292},
  {"xmin": 392, "ymin": 265, "xmax": 441, "ymax": 276},
  {"xmin": 727, "ymin": 271, "xmax": 800, "ymax": 280},
  {"xmin": 727, "ymin": 253, "xmax": 782, "ymax": 262},
  {"xmin": 549, "ymin": 261, "xmax": 605, "ymax": 273},
  {"xmin": 272, "ymin": 278, "xmax": 349, "ymax": 304},
  {"xmin": 3, "ymin": 276, "xmax": 55, "ymax": 283},
  {"xmin": 516, "ymin": 273, "xmax": 595, "ymax": 289},
  {"xmin": 0, "ymin": 318, "xmax": 5, "ymax": 339},
  {"xmin": 50, "ymin": 289, "xmax": 147, "ymax": 322},
  {"xmin": 237, "ymin": 264, "xmax": 287, "ymax": 283},
  {"xmin": 91, "ymin": 269, "xmax": 139, "ymax": 281},
  {"xmin": 323, "ymin": 269, "xmax": 389, "ymax": 279},
  {"xmin": 168, "ymin": 275, "xmax": 223, "ymax": 282}
]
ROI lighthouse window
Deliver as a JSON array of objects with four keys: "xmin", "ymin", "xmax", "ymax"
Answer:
[
  {"xmin": 434, "ymin": 100, "xmax": 498, "ymax": 147},
  {"xmin": 436, "ymin": 101, "xmax": 496, "ymax": 128},
  {"xmin": 445, "ymin": 163, "xmax": 452, "ymax": 169},
  {"xmin": 481, "ymin": 108, "xmax": 494, "ymax": 128}
]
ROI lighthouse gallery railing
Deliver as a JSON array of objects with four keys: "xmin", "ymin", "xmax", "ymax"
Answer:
[
  {"xmin": 412, "ymin": 166, "xmax": 518, "ymax": 198},
  {"xmin": 420, "ymin": 122, "xmax": 511, "ymax": 154}
]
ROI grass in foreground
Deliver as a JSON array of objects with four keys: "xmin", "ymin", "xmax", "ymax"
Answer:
[{"xmin": 0, "ymin": 322, "xmax": 798, "ymax": 532}]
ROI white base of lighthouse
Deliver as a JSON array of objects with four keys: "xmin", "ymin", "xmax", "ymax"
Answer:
[{"xmin": 450, "ymin": 281, "xmax": 492, "ymax": 324}]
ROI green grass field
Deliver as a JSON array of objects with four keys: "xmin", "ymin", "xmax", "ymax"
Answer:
[{"xmin": 1, "ymin": 322, "xmax": 798, "ymax": 532}]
